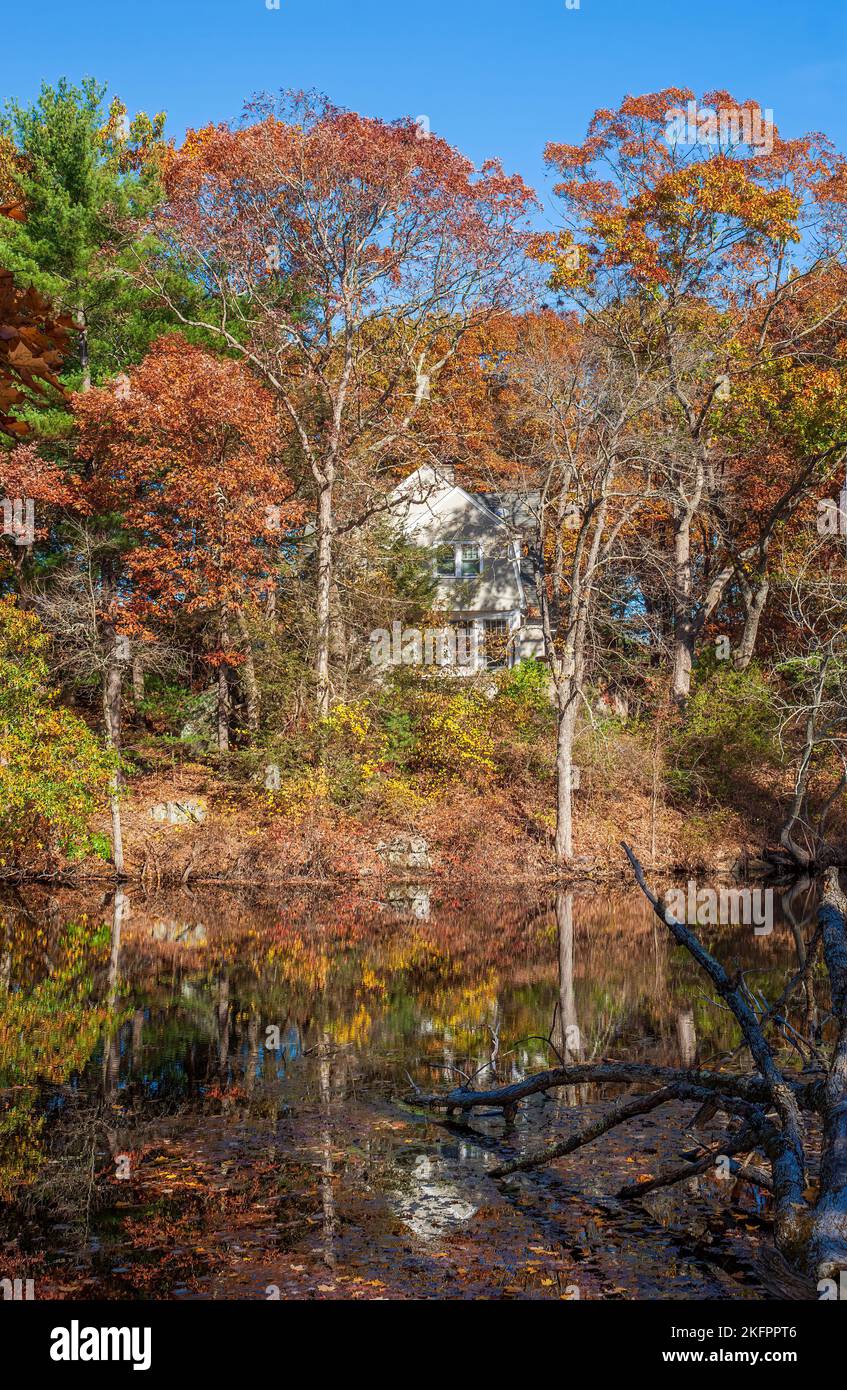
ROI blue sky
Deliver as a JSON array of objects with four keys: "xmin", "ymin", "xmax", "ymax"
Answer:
[{"xmin": 3, "ymin": 0, "xmax": 846, "ymax": 226}]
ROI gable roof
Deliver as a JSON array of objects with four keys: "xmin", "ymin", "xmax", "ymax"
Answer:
[{"xmin": 390, "ymin": 466, "xmax": 512, "ymax": 534}]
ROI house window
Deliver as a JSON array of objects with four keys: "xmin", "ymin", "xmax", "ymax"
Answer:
[
  {"xmin": 434, "ymin": 542, "xmax": 482, "ymax": 578},
  {"xmin": 435, "ymin": 543, "xmax": 457, "ymax": 577},
  {"xmin": 484, "ymin": 618, "xmax": 511, "ymax": 669},
  {"xmin": 460, "ymin": 543, "xmax": 481, "ymax": 577}
]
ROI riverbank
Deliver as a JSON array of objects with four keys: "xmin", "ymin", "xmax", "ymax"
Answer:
[{"xmin": 3, "ymin": 759, "xmax": 789, "ymax": 886}]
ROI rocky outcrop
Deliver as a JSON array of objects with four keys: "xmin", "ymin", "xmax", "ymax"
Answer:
[
  {"xmin": 376, "ymin": 834, "xmax": 432, "ymax": 871},
  {"xmin": 150, "ymin": 799, "xmax": 207, "ymax": 826}
]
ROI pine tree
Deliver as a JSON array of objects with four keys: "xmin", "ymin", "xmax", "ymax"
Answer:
[{"xmin": 0, "ymin": 78, "xmax": 167, "ymax": 390}]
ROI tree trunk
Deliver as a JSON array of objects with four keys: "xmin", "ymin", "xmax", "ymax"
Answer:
[
  {"xmin": 102, "ymin": 637, "xmax": 122, "ymax": 750},
  {"xmin": 240, "ymin": 646, "xmax": 260, "ymax": 739},
  {"xmin": 779, "ymin": 707, "xmax": 818, "ymax": 867},
  {"xmin": 217, "ymin": 614, "xmax": 231, "ymax": 754},
  {"xmin": 76, "ymin": 306, "xmax": 91, "ymax": 392},
  {"xmin": 315, "ymin": 471, "xmax": 335, "ymax": 719},
  {"xmin": 101, "ymin": 626, "xmax": 125, "ymax": 877},
  {"xmin": 554, "ymin": 687, "xmax": 578, "ymax": 864},
  {"xmin": 671, "ymin": 510, "xmax": 695, "ymax": 705},
  {"xmin": 233, "ymin": 606, "xmax": 260, "ymax": 739},
  {"xmin": 734, "ymin": 575, "xmax": 769, "ymax": 672},
  {"xmin": 131, "ymin": 654, "xmax": 145, "ymax": 711},
  {"xmin": 217, "ymin": 665, "xmax": 230, "ymax": 754}
]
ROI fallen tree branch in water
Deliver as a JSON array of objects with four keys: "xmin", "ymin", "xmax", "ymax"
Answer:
[
  {"xmin": 403, "ymin": 1060, "xmax": 822, "ymax": 1113},
  {"xmin": 405, "ymin": 844, "xmax": 847, "ymax": 1293},
  {"xmin": 616, "ymin": 1129, "xmax": 764, "ymax": 1200},
  {"xmin": 675, "ymin": 1145, "xmax": 776, "ymax": 1195},
  {"xmin": 621, "ymin": 841, "xmax": 811, "ymax": 1263},
  {"xmin": 489, "ymin": 1084, "xmax": 742, "ymax": 1178}
]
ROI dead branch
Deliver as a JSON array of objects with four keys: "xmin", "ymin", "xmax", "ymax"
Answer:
[
  {"xmin": 621, "ymin": 841, "xmax": 809, "ymax": 1258},
  {"xmin": 404, "ymin": 1060, "xmax": 820, "ymax": 1114},
  {"xmin": 617, "ymin": 1128, "xmax": 762, "ymax": 1200},
  {"xmin": 407, "ymin": 846, "xmax": 847, "ymax": 1292},
  {"xmin": 489, "ymin": 1083, "xmax": 756, "ymax": 1178}
]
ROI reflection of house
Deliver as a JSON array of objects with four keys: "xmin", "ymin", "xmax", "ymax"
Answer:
[{"xmin": 388, "ymin": 465, "xmax": 545, "ymax": 672}]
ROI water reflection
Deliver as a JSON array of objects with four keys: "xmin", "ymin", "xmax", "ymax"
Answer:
[
  {"xmin": 0, "ymin": 880, "xmax": 822, "ymax": 1300},
  {"xmin": 393, "ymin": 1153, "xmax": 479, "ymax": 1240}
]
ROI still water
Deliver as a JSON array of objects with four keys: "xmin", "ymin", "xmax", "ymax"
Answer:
[{"xmin": 0, "ymin": 881, "xmax": 819, "ymax": 1300}]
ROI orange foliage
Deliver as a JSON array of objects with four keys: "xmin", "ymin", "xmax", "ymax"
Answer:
[{"xmin": 72, "ymin": 335, "xmax": 301, "ymax": 636}]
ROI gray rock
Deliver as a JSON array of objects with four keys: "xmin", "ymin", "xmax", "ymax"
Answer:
[
  {"xmin": 150, "ymin": 799, "xmax": 207, "ymax": 826},
  {"xmin": 385, "ymin": 884, "xmax": 432, "ymax": 920},
  {"xmin": 376, "ymin": 834, "xmax": 432, "ymax": 871}
]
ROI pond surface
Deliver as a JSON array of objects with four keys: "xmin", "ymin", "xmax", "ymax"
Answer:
[{"xmin": 0, "ymin": 879, "xmax": 821, "ymax": 1300}]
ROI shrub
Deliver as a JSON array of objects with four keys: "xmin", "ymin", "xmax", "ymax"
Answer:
[
  {"xmin": 412, "ymin": 686, "xmax": 495, "ymax": 782},
  {"xmin": 670, "ymin": 659, "xmax": 778, "ymax": 797},
  {"xmin": 497, "ymin": 658, "xmax": 552, "ymax": 716},
  {"xmin": 0, "ymin": 599, "xmax": 114, "ymax": 861}
]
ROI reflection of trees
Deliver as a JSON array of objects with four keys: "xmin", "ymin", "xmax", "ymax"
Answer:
[
  {"xmin": 0, "ymin": 906, "xmax": 111, "ymax": 1199},
  {"xmin": 318, "ymin": 1035, "xmax": 337, "ymax": 1269},
  {"xmin": 0, "ymin": 880, "xmax": 820, "ymax": 1255},
  {"xmin": 781, "ymin": 879, "xmax": 820, "ymax": 1044},
  {"xmin": 217, "ymin": 968, "xmax": 230, "ymax": 1082},
  {"xmin": 3, "ymin": 882, "xmax": 817, "ymax": 1113},
  {"xmin": 101, "ymin": 888, "xmax": 128, "ymax": 1106},
  {"xmin": 675, "ymin": 1010, "xmax": 698, "ymax": 1068},
  {"xmin": 553, "ymin": 892, "xmax": 584, "ymax": 1106}
]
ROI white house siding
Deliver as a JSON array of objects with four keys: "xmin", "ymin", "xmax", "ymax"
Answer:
[
  {"xmin": 515, "ymin": 621, "xmax": 545, "ymax": 662},
  {"xmin": 388, "ymin": 466, "xmax": 544, "ymax": 672},
  {"xmin": 393, "ymin": 476, "xmax": 525, "ymax": 613}
]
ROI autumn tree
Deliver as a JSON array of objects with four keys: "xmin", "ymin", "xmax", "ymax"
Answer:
[
  {"xmin": 540, "ymin": 89, "xmax": 847, "ymax": 702},
  {"xmin": 72, "ymin": 335, "xmax": 299, "ymax": 754},
  {"xmin": 477, "ymin": 313, "xmax": 653, "ymax": 860},
  {"xmin": 141, "ymin": 91, "xmax": 535, "ymax": 715}
]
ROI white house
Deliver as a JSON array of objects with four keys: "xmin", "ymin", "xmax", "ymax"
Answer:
[{"xmin": 386, "ymin": 465, "xmax": 546, "ymax": 673}]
